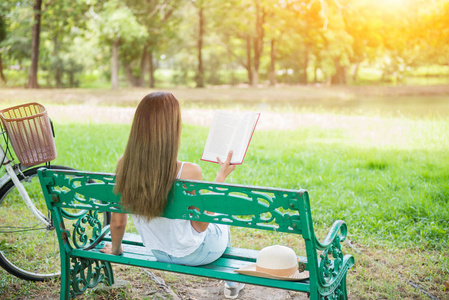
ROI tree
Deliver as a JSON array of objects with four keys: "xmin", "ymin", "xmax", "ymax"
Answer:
[
  {"xmin": 124, "ymin": 0, "xmax": 181, "ymax": 88},
  {"xmin": 264, "ymin": 1, "xmax": 304, "ymax": 85},
  {"xmin": 275, "ymin": 0, "xmax": 324, "ymax": 84},
  {"xmin": 412, "ymin": 0, "xmax": 449, "ymax": 68},
  {"xmin": 251, "ymin": 0, "xmax": 267, "ymax": 86},
  {"xmin": 40, "ymin": 0, "xmax": 90, "ymax": 87},
  {"xmin": 342, "ymin": 3, "xmax": 381, "ymax": 81},
  {"xmin": 95, "ymin": 0, "xmax": 147, "ymax": 89},
  {"xmin": 0, "ymin": 15, "xmax": 7, "ymax": 83},
  {"xmin": 215, "ymin": 0, "xmax": 268, "ymax": 86},
  {"xmin": 191, "ymin": 0, "xmax": 207, "ymax": 88},
  {"xmin": 28, "ymin": 0, "xmax": 42, "ymax": 88},
  {"xmin": 188, "ymin": 0, "xmax": 233, "ymax": 87}
]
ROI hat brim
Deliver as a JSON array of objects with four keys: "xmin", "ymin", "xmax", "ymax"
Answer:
[{"xmin": 235, "ymin": 264, "xmax": 309, "ymax": 281}]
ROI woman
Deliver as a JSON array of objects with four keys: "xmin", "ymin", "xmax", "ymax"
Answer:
[{"xmin": 100, "ymin": 92, "xmax": 244, "ymax": 299}]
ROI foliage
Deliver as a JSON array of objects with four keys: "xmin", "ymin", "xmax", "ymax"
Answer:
[
  {"xmin": 95, "ymin": 0, "xmax": 147, "ymax": 45},
  {"xmin": 0, "ymin": 2, "xmax": 32, "ymax": 65},
  {"xmin": 39, "ymin": 0, "xmax": 91, "ymax": 87},
  {"xmin": 119, "ymin": 0, "xmax": 182, "ymax": 87},
  {"xmin": 1, "ymin": 0, "xmax": 449, "ymax": 87}
]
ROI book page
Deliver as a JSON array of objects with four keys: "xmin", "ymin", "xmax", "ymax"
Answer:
[
  {"xmin": 229, "ymin": 113, "xmax": 255, "ymax": 163},
  {"xmin": 201, "ymin": 110, "xmax": 259, "ymax": 164},
  {"xmin": 201, "ymin": 111, "xmax": 240, "ymax": 163}
]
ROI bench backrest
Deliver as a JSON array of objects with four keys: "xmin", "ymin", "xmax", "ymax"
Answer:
[{"xmin": 38, "ymin": 168, "xmax": 316, "ymax": 233}]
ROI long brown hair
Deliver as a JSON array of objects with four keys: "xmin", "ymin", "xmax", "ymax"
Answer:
[{"xmin": 115, "ymin": 92, "xmax": 181, "ymax": 220}]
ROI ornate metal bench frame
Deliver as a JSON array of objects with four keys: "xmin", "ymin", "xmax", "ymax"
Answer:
[{"xmin": 38, "ymin": 168, "xmax": 354, "ymax": 300}]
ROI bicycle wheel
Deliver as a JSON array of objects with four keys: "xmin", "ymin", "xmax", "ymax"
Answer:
[{"xmin": 0, "ymin": 165, "xmax": 111, "ymax": 281}]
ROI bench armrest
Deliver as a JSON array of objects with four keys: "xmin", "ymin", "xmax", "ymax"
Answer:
[
  {"xmin": 82, "ymin": 225, "xmax": 111, "ymax": 251},
  {"xmin": 313, "ymin": 220, "xmax": 354, "ymax": 292},
  {"xmin": 315, "ymin": 220, "xmax": 347, "ymax": 251}
]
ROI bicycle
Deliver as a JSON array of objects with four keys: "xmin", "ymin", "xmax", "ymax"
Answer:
[{"xmin": 0, "ymin": 102, "xmax": 110, "ymax": 281}]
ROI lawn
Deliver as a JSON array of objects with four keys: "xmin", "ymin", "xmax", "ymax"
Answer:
[{"xmin": 0, "ymin": 86, "xmax": 448, "ymax": 299}]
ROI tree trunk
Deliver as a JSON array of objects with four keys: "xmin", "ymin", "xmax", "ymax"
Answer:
[
  {"xmin": 139, "ymin": 47, "xmax": 148, "ymax": 87},
  {"xmin": 252, "ymin": 70, "xmax": 259, "ymax": 87},
  {"xmin": 148, "ymin": 49, "xmax": 155, "ymax": 88},
  {"xmin": 53, "ymin": 35, "xmax": 63, "ymax": 88},
  {"xmin": 124, "ymin": 64, "xmax": 138, "ymax": 87},
  {"xmin": 28, "ymin": 0, "xmax": 42, "ymax": 89},
  {"xmin": 245, "ymin": 34, "xmax": 253, "ymax": 85},
  {"xmin": 69, "ymin": 71, "xmax": 75, "ymax": 87},
  {"xmin": 331, "ymin": 57, "xmax": 347, "ymax": 85},
  {"xmin": 0, "ymin": 55, "xmax": 6, "ymax": 83},
  {"xmin": 252, "ymin": 0, "xmax": 265, "ymax": 87},
  {"xmin": 111, "ymin": 38, "xmax": 119, "ymax": 90},
  {"xmin": 125, "ymin": 47, "xmax": 148, "ymax": 87},
  {"xmin": 352, "ymin": 62, "xmax": 360, "ymax": 82},
  {"xmin": 313, "ymin": 54, "xmax": 320, "ymax": 83},
  {"xmin": 0, "ymin": 16, "xmax": 6, "ymax": 83},
  {"xmin": 299, "ymin": 47, "xmax": 308, "ymax": 84},
  {"xmin": 228, "ymin": 51, "xmax": 236, "ymax": 86},
  {"xmin": 195, "ymin": 6, "xmax": 205, "ymax": 88},
  {"xmin": 269, "ymin": 39, "xmax": 276, "ymax": 86}
]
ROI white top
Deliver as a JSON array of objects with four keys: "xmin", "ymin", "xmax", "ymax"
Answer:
[{"xmin": 132, "ymin": 162, "xmax": 207, "ymax": 257}]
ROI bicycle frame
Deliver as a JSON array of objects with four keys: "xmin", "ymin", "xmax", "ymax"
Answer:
[{"xmin": 0, "ymin": 140, "xmax": 50, "ymax": 227}]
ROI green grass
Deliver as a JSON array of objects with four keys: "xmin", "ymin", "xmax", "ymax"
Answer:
[
  {"xmin": 50, "ymin": 118, "xmax": 449, "ymax": 251},
  {"xmin": 38, "ymin": 115, "xmax": 447, "ymax": 299}
]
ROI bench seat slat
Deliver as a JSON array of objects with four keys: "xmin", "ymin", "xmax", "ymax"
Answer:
[
  {"xmin": 119, "ymin": 233, "xmax": 143, "ymax": 246},
  {"xmin": 203, "ymin": 257, "xmax": 253, "ymax": 269},
  {"xmin": 116, "ymin": 233, "xmax": 309, "ymax": 265},
  {"xmin": 222, "ymin": 247, "xmax": 257, "ymax": 261},
  {"xmin": 70, "ymin": 248, "xmax": 311, "ymax": 292},
  {"xmin": 103, "ymin": 244, "xmax": 287, "ymax": 270}
]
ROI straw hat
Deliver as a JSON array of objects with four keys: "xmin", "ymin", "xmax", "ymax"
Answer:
[{"xmin": 235, "ymin": 245, "xmax": 309, "ymax": 281}]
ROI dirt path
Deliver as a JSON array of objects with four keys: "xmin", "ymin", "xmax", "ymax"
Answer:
[
  {"xmin": 172, "ymin": 278, "xmax": 309, "ymax": 300},
  {"xmin": 46, "ymin": 104, "xmax": 385, "ymax": 131},
  {"xmin": 92, "ymin": 268, "xmax": 311, "ymax": 300}
]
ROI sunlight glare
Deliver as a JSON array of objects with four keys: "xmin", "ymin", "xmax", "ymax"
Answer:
[
  {"xmin": 376, "ymin": 0, "xmax": 407, "ymax": 7},
  {"xmin": 374, "ymin": 0, "xmax": 406, "ymax": 8}
]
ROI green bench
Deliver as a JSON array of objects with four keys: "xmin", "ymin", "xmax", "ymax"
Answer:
[{"xmin": 37, "ymin": 168, "xmax": 354, "ymax": 300}]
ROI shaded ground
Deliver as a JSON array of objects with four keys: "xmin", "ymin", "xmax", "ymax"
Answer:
[
  {"xmin": 1, "ymin": 85, "xmax": 449, "ymax": 117},
  {"xmin": 99, "ymin": 270, "xmax": 311, "ymax": 300},
  {"xmin": 2, "ymin": 241, "xmax": 446, "ymax": 299},
  {"xmin": 44, "ymin": 104, "xmax": 395, "ymax": 132}
]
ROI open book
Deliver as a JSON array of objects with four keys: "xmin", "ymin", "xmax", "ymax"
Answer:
[{"xmin": 201, "ymin": 110, "xmax": 260, "ymax": 165}]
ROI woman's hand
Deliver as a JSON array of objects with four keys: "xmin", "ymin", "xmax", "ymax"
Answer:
[
  {"xmin": 99, "ymin": 243, "xmax": 123, "ymax": 255},
  {"xmin": 215, "ymin": 150, "xmax": 236, "ymax": 183},
  {"xmin": 103, "ymin": 212, "xmax": 127, "ymax": 256}
]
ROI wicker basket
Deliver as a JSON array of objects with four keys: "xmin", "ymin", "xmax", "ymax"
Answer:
[{"xmin": 0, "ymin": 102, "xmax": 57, "ymax": 166}]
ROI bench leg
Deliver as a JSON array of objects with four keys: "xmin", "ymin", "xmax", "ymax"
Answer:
[
  {"xmin": 65, "ymin": 257, "xmax": 115, "ymax": 298},
  {"xmin": 340, "ymin": 274, "xmax": 349, "ymax": 300},
  {"xmin": 103, "ymin": 261, "xmax": 114, "ymax": 286},
  {"xmin": 59, "ymin": 251, "xmax": 71, "ymax": 300},
  {"xmin": 311, "ymin": 273, "xmax": 349, "ymax": 300}
]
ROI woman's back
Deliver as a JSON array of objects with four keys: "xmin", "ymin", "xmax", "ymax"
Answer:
[{"xmin": 132, "ymin": 161, "xmax": 222, "ymax": 257}]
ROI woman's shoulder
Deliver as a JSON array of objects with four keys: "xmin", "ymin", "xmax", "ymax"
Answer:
[{"xmin": 180, "ymin": 162, "xmax": 202, "ymax": 180}]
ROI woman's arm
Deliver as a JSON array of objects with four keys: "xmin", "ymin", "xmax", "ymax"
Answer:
[
  {"xmin": 100, "ymin": 212, "xmax": 128, "ymax": 255},
  {"xmin": 189, "ymin": 150, "xmax": 236, "ymax": 233},
  {"xmin": 215, "ymin": 150, "xmax": 236, "ymax": 183}
]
